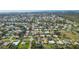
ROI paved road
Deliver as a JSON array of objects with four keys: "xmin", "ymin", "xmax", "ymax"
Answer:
[
  {"xmin": 29, "ymin": 36, "xmax": 33, "ymax": 49},
  {"xmin": 9, "ymin": 36, "xmax": 13, "ymax": 43}
]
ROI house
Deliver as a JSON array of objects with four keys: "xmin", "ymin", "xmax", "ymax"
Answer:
[
  {"xmin": 43, "ymin": 38, "xmax": 48, "ymax": 44},
  {"xmin": 2, "ymin": 36, "xmax": 6, "ymax": 39},
  {"xmin": 0, "ymin": 40, "xmax": 3, "ymax": 44},
  {"xmin": 40, "ymin": 34, "xmax": 45, "ymax": 37},
  {"xmin": 3, "ymin": 42, "xmax": 10, "ymax": 46},
  {"xmin": 14, "ymin": 35, "xmax": 19, "ymax": 39},
  {"xmin": 30, "ymin": 37, "xmax": 34, "ymax": 41},
  {"xmin": 56, "ymin": 40, "xmax": 64, "ymax": 45},
  {"xmin": 63, "ymin": 39, "xmax": 71, "ymax": 45},
  {"xmin": 49, "ymin": 40, "xmax": 55, "ymax": 44},
  {"xmin": 74, "ymin": 41, "xmax": 79, "ymax": 45},
  {"xmin": 46, "ymin": 34, "xmax": 51, "ymax": 37},
  {"xmin": 53, "ymin": 35, "xmax": 58, "ymax": 38},
  {"xmin": 12, "ymin": 40, "xmax": 20, "ymax": 45},
  {"xmin": 0, "ymin": 31, "xmax": 2, "ymax": 34},
  {"xmin": 21, "ymin": 42, "xmax": 26, "ymax": 45}
]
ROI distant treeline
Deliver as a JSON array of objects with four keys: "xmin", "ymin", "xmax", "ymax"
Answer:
[{"xmin": 57, "ymin": 14, "xmax": 79, "ymax": 23}]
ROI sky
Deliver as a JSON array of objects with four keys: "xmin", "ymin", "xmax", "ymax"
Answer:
[
  {"xmin": 0, "ymin": 0, "xmax": 79, "ymax": 11},
  {"xmin": 0, "ymin": 0, "xmax": 78, "ymax": 12}
]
